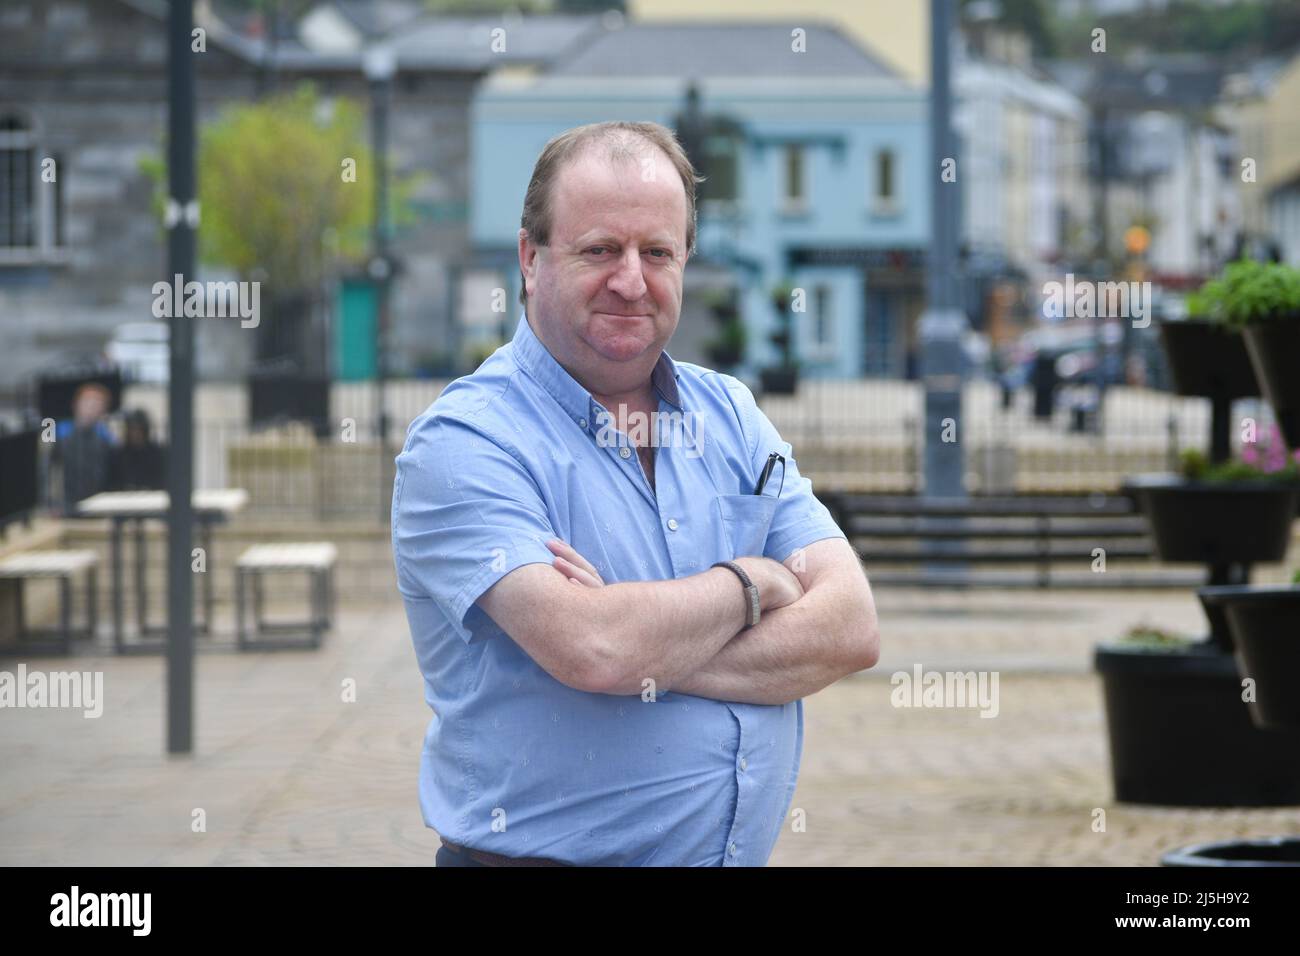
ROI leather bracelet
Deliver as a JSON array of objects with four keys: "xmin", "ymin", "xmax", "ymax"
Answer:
[{"xmin": 711, "ymin": 560, "xmax": 760, "ymax": 630}]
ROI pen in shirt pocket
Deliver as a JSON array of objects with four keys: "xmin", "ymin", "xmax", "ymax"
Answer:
[{"xmin": 753, "ymin": 451, "xmax": 785, "ymax": 497}]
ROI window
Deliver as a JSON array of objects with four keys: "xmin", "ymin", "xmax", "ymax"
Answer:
[
  {"xmin": 813, "ymin": 285, "xmax": 833, "ymax": 350},
  {"xmin": 873, "ymin": 148, "xmax": 900, "ymax": 216},
  {"xmin": 0, "ymin": 114, "xmax": 62, "ymax": 262},
  {"xmin": 0, "ymin": 115, "xmax": 35, "ymax": 249},
  {"xmin": 699, "ymin": 134, "xmax": 739, "ymax": 204},
  {"xmin": 782, "ymin": 144, "xmax": 806, "ymax": 213}
]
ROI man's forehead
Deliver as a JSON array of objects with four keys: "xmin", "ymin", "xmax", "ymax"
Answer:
[{"xmin": 552, "ymin": 150, "xmax": 686, "ymax": 242}]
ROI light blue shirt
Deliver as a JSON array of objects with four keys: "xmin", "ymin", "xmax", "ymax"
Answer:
[{"xmin": 392, "ymin": 313, "xmax": 846, "ymax": 866}]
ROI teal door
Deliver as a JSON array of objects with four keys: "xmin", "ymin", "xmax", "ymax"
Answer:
[{"xmin": 336, "ymin": 278, "xmax": 377, "ymax": 380}]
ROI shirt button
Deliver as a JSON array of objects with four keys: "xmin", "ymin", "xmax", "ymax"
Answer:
[
  {"xmin": 619, "ymin": 446, "xmax": 631, "ymax": 459},
  {"xmin": 579, "ymin": 418, "xmax": 587, "ymax": 429},
  {"xmin": 739, "ymin": 756, "xmax": 748, "ymax": 771},
  {"xmin": 728, "ymin": 842, "xmax": 737, "ymax": 856},
  {"xmin": 667, "ymin": 518, "xmax": 678, "ymax": 531}
]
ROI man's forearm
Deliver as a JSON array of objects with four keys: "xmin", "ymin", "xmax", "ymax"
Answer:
[
  {"xmin": 590, "ymin": 566, "xmax": 756, "ymax": 695},
  {"xmin": 664, "ymin": 575, "xmax": 872, "ymax": 706}
]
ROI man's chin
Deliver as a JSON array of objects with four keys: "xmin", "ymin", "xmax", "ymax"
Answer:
[{"xmin": 586, "ymin": 314, "xmax": 663, "ymax": 359}]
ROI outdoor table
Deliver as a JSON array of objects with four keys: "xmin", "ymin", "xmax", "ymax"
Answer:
[{"xmin": 76, "ymin": 489, "xmax": 249, "ymax": 654}]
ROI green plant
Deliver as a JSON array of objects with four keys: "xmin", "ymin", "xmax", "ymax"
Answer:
[
  {"xmin": 701, "ymin": 289, "xmax": 746, "ymax": 368},
  {"xmin": 463, "ymin": 339, "xmax": 504, "ymax": 372},
  {"xmin": 767, "ymin": 280, "xmax": 799, "ymax": 372},
  {"xmin": 705, "ymin": 317, "xmax": 746, "ymax": 366},
  {"xmin": 1292, "ymin": 568, "xmax": 1300, "ymax": 585},
  {"xmin": 1118, "ymin": 623, "xmax": 1193, "ymax": 649},
  {"xmin": 1193, "ymin": 259, "xmax": 1300, "ymax": 329},
  {"xmin": 1179, "ymin": 453, "xmax": 1300, "ymax": 483},
  {"xmin": 1179, "ymin": 431, "xmax": 1300, "ymax": 483},
  {"xmin": 1184, "ymin": 280, "xmax": 1223, "ymax": 320}
]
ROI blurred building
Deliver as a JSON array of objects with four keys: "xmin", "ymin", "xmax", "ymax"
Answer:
[
  {"xmin": 468, "ymin": 20, "xmax": 930, "ymax": 379},
  {"xmin": 625, "ymin": 2, "xmax": 1101, "ymax": 360},
  {"xmin": 0, "ymin": 0, "xmax": 606, "ymax": 399},
  {"xmin": 1220, "ymin": 51, "xmax": 1300, "ymax": 266},
  {"xmin": 955, "ymin": 27, "xmax": 1091, "ymax": 345},
  {"xmin": 1048, "ymin": 53, "xmax": 1242, "ymax": 280}
]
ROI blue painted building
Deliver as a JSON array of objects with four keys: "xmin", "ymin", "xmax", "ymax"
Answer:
[{"xmin": 465, "ymin": 21, "xmax": 929, "ymax": 379}]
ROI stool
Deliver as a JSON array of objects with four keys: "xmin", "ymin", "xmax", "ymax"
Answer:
[
  {"xmin": 235, "ymin": 543, "xmax": 337, "ymax": 650},
  {"xmin": 0, "ymin": 550, "xmax": 99, "ymax": 655}
]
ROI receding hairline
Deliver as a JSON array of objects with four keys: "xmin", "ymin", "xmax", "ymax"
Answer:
[
  {"xmin": 549, "ymin": 138, "xmax": 688, "ymax": 230},
  {"xmin": 560, "ymin": 132, "xmax": 686, "ymax": 192}
]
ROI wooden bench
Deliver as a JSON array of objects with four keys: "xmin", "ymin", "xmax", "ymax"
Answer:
[
  {"xmin": 235, "ymin": 543, "xmax": 337, "ymax": 650},
  {"xmin": 0, "ymin": 550, "xmax": 99, "ymax": 654},
  {"xmin": 818, "ymin": 492, "xmax": 1204, "ymax": 589}
]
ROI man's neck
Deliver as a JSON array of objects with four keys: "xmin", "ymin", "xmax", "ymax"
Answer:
[
  {"xmin": 591, "ymin": 387, "xmax": 658, "ymax": 423},
  {"xmin": 526, "ymin": 316, "xmax": 660, "ymax": 426}
]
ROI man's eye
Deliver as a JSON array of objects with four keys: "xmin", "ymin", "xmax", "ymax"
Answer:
[
  {"xmin": 647, "ymin": 249, "xmax": 669, "ymax": 258},
  {"xmin": 587, "ymin": 246, "xmax": 610, "ymax": 255}
]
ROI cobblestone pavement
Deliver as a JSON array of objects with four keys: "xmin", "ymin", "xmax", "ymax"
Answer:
[{"xmin": 3, "ymin": 589, "xmax": 1297, "ymax": 866}]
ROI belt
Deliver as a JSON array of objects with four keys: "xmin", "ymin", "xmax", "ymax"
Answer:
[{"xmin": 440, "ymin": 835, "xmax": 570, "ymax": 867}]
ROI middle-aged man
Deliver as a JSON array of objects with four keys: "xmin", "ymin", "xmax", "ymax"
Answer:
[{"xmin": 393, "ymin": 120, "xmax": 879, "ymax": 867}]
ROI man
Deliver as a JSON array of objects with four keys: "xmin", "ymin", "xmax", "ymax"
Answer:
[
  {"xmin": 114, "ymin": 409, "xmax": 166, "ymax": 491},
  {"xmin": 55, "ymin": 382, "xmax": 118, "ymax": 514},
  {"xmin": 392, "ymin": 120, "xmax": 879, "ymax": 867}
]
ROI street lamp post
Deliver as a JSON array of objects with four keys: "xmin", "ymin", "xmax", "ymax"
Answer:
[
  {"xmin": 364, "ymin": 45, "xmax": 395, "ymax": 524},
  {"xmin": 920, "ymin": 0, "xmax": 969, "ymax": 499},
  {"xmin": 165, "ymin": 0, "xmax": 197, "ymax": 754}
]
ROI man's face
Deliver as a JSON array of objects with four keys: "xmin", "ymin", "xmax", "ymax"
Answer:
[
  {"xmin": 74, "ymin": 390, "xmax": 107, "ymax": 426},
  {"xmin": 519, "ymin": 146, "xmax": 688, "ymax": 396}
]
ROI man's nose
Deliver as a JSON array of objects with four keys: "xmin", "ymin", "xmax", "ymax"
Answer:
[{"xmin": 606, "ymin": 248, "xmax": 648, "ymax": 301}]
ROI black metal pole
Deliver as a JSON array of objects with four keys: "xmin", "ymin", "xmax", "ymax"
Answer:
[
  {"xmin": 920, "ymin": 0, "xmax": 967, "ymax": 499},
  {"xmin": 166, "ymin": 0, "xmax": 196, "ymax": 754},
  {"xmin": 371, "ymin": 73, "xmax": 391, "ymax": 523}
]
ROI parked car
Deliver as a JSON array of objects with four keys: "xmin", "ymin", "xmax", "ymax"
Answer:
[{"xmin": 105, "ymin": 322, "xmax": 169, "ymax": 384}]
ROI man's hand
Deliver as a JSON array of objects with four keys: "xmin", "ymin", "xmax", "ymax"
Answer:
[
  {"xmin": 669, "ymin": 538, "xmax": 879, "ymax": 706},
  {"xmin": 547, "ymin": 538, "xmax": 606, "ymax": 587},
  {"xmin": 735, "ymin": 556, "xmax": 804, "ymax": 613},
  {"xmin": 548, "ymin": 539, "xmax": 804, "ymax": 614}
]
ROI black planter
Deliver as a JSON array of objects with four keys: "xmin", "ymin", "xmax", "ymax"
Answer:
[
  {"xmin": 1242, "ymin": 318, "xmax": 1300, "ymax": 449},
  {"xmin": 1199, "ymin": 585, "xmax": 1300, "ymax": 731},
  {"xmin": 1163, "ymin": 836, "xmax": 1300, "ymax": 866},
  {"xmin": 1158, "ymin": 319, "xmax": 1260, "ymax": 399},
  {"xmin": 1123, "ymin": 476, "xmax": 1299, "ymax": 564},
  {"xmin": 759, "ymin": 367, "xmax": 798, "ymax": 395},
  {"xmin": 1095, "ymin": 643, "xmax": 1300, "ymax": 806},
  {"xmin": 1195, "ymin": 590, "xmax": 1235, "ymax": 653},
  {"xmin": 706, "ymin": 345, "xmax": 743, "ymax": 368}
]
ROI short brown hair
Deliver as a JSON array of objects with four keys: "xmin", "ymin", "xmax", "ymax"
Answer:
[{"xmin": 518, "ymin": 121, "xmax": 703, "ymax": 306}]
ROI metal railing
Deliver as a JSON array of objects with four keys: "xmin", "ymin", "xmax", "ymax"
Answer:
[{"xmin": 18, "ymin": 377, "xmax": 1273, "ymax": 523}]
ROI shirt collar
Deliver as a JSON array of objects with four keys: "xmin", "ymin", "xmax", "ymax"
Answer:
[{"xmin": 510, "ymin": 313, "xmax": 683, "ymax": 423}]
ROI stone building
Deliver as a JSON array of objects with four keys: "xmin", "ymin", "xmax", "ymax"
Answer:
[{"xmin": 0, "ymin": 0, "xmax": 604, "ymax": 405}]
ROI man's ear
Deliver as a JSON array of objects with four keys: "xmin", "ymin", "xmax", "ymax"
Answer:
[{"xmin": 518, "ymin": 228, "xmax": 536, "ymax": 298}]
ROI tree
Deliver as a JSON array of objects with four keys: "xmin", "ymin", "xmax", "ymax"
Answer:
[
  {"xmin": 144, "ymin": 84, "xmax": 401, "ymax": 370},
  {"xmin": 197, "ymin": 84, "xmax": 372, "ymax": 290}
]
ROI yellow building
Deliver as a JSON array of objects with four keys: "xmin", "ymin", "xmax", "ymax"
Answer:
[{"xmin": 626, "ymin": 0, "xmax": 929, "ymax": 86}]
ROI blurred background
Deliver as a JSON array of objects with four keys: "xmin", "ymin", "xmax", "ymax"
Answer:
[
  {"xmin": 3, "ymin": 0, "xmax": 1300, "ymax": 867},
  {"xmin": 2, "ymin": 0, "xmax": 1300, "ymax": 515}
]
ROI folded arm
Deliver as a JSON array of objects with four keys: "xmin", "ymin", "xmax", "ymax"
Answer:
[
  {"xmin": 665, "ymin": 537, "xmax": 880, "ymax": 706},
  {"xmin": 474, "ymin": 542, "xmax": 805, "ymax": 695}
]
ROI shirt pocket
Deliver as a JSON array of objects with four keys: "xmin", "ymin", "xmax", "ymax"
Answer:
[{"xmin": 715, "ymin": 493, "xmax": 778, "ymax": 560}]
